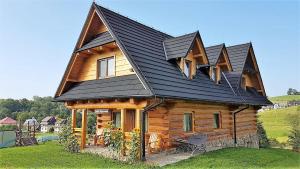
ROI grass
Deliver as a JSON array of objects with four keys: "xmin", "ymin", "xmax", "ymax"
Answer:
[
  {"xmin": 1, "ymin": 141, "xmax": 299, "ymax": 169},
  {"xmin": 0, "ymin": 141, "xmax": 148, "ymax": 169},
  {"xmin": 258, "ymin": 106, "xmax": 300, "ymax": 143},
  {"xmin": 164, "ymin": 148, "xmax": 300, "ymax": 169},
  {"xmin": 269, "ymin": 95, "xmax": 300, "ymax": 104},
  {"xmin": 35, "ymin": 132, "xmax": 58, "ymax": 138}
]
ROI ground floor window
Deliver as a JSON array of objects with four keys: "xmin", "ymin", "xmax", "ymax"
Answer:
[
  {"xmin": 112, "ymin": 112, "xmax": 121, "ymax": 128},
  {"xmin": 183, "ymin": 113, "xmax": 193, "ymax": 132},
  {"xmin": 213, "ymin": 112, "xmax": 221, "ymax": 129}
]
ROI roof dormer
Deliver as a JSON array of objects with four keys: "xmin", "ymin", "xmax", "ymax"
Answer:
[{"xmin": 163, "ymin": 31, "xmax": 209, "ymax": 79}]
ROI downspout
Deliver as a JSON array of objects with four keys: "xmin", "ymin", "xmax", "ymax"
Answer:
[
  {"xmin": 232, "ymin": 105, "xmax": 249, "ymax": 145},
  {"xmin": 140, "ymin": 97, "xmax": 165, "ymax": 161}
]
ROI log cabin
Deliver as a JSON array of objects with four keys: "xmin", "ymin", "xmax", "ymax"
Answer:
[{"xmin": 54, "ymin": 2, "xmax": 272, "ymax": 160}]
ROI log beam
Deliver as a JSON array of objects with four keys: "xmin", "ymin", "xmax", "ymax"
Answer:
[{"xmin": 81, "ymin": 109, "xmax": 87, "ymax": 149}]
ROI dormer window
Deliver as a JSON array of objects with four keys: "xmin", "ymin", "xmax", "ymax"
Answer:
[
  {"xmin": 211, "ymin": 66, "xmax": 220, "ymax": 84},
  {"xmin": 98, "ymin": 56, "xmax": 115, "ymax": 79},
  {"xmin": 184, "ymin": 60, "xmax": 191, "ymax": 78},
  {"xmin": 211, "ymin": 67, "xmax": 216, "ymax": 81}
]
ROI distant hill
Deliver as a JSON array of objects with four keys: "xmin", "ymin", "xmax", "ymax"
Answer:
[{"xmin": 269, "ymin": 95, "xmax": 300, "ymax": 104}]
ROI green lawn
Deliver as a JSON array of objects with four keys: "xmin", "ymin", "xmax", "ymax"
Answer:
[
  {"xmin": 269, "ymin": 95, "xmax": 300, "ymax": 104},
  {"xmin": 35, "ymin": 132, "xmax": 58, "ymax": 138},
  {"xmin": 1, "ymin": 141, "xmax": 299, "ymax": 169},
  {"xmin": 258, "ymin": 106, "xmax": 300, "ymax": 143},
  {"xmin": 165, "ymin": 148, "xmax": 300, "ymax": 169}
]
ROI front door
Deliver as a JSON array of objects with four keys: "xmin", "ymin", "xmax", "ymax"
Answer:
[{"xmin": 125, "ymin": 110, "xmax": 135, "ymax": 132}]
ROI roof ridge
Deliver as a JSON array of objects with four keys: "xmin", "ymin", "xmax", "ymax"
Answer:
[
  {"xmin": 95, "ymin": 3, "xmax": 172, "ymax": 38},
  {"xmin": 164, "ymin": 31, "xmax": 198, "ymax": 41},
  {"xmin": 227, "ymin": 42, "xmax": 251, "ymax": 48},
  {"xmin": 205, "ymin": 43, "xmax": 225, "ymax": 48}
]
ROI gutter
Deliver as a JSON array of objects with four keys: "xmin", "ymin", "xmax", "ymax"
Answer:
[
  {"xmin": 140, "ymin": 97, "xmax": 165, "ymax": 161},
  {"xmin": 232, "ymin": 105, "xmax": 249, "ymax": 145}
]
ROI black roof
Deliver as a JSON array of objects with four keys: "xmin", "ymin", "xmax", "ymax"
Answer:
[
  {"xmin": 227, "ymin": 43, "xmax": 251, "ymax": 72},
  {"xmin": 55, "ymin": 75, "xmax": 151, "ymax": 101},
  {"xmin": 205, "ymin": 44, "xmax": 224, "ymax": 65},
  {"xmin": 163, "ymin": 32, "xmax": 198, "ymax": 60},
  {"xmin": 76, "ymin": 31, "xmax": 114, "ymax": 52},
  {"xmin": 55, "ymin": 3, "xmax": 271, "ymax": 106}
]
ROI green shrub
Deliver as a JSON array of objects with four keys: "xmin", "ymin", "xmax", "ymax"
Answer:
[
  {"xmin": 128, "ymin": 128, "xmax": 140, "ymax": 162},
  {"xmin": 49, "ymin": 127, "xmax": 54, "ymax": 133},
  {"xmin": 109, "ymin": 128, "xmax": 124, "ymax": 159},
  {"xmin": 257, "ymin": 120, "xmax": 270, "ymax": 148},
  {"xmin": 0, "ymin": 125, "xmax": 16, "ymax": 131},
  {"xmin": 287, "ymin": 112, "xmax": 300, "ymax": 152},
  {"xmin": 58, "ymin": 118, "xmax": 79, "ymax": 153}
]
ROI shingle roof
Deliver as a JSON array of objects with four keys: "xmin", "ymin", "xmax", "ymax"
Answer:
[
  {"xmin": 227, "ymin": 43, "xmax": 251, "ymax": 72},
  {"xmin": 76, "ymin": 31, "xmax": 114, "ymax": 52},
  {"xmin": 55, "ymin": 3, "xmax": 271, "ymax": 106},
  {"xmin": 205, "ymin": 44, "xmax": 224, "ymax": 65},
  {"xmin": 95, "ymin": 5, "xmax": 270, "ymax": 106},
  {"xmin": 55, "ymin": 74, "xmax": 151, "ymax": 101},
  {"xmin": 163, "ymin": 32, "xmax": 198, "ymax": 60}
]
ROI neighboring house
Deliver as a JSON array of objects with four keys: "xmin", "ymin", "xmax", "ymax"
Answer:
[
  {"xmin": 0, "ymin": 117, "xmax": 17, "ymax": 126},
  {"xmin": 40, "ymin": 116, "xmax": 56, "ymax": 133},
  {"xmin": 23, "ymin": 117, "xmax": 39, "ymax": 130},
  {"xmin": 54, "ymin": 3, "xmax": 272, "ymax": 159},
  {"xmin": 54, "ymin": 119, "xmax": 66, "ymax": 133}
]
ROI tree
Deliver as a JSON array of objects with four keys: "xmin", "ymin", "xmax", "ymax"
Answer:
[
  {"xmin": 287, "ymin": 88, "xmax": 300, "ymax": 95},
  {"xmin": 287, "ymin": 108, "xmax": 300, "ymax": 152},
  {"xmin": 257, "ymin": 120, "xmax": 270, "ymax": 148}
]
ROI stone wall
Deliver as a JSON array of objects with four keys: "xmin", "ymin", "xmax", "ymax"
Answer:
[{"xmin": 206, "ymin": 133, "xmax": 259, "ymax": 152}]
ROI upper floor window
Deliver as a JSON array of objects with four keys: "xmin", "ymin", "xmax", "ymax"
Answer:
[
  {"xmin": 211, "ymin": 67, "xmax": 216, "ymax": 81},
  {"xmin": 184, "ymin": 60, "xmax": 191, "ymax": 78},
  {"xmin": 98, "ymin": 57, "xmax": 115, "ymax": 79}
]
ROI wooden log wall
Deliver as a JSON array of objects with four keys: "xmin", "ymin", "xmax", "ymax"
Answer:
[
  {"xmin": 76, "ymin": 48, "xmax": 134, "ymax": 81},
  {"xmin": 147, "ymin": 100, "xmax": 259, "ymax": 148}
]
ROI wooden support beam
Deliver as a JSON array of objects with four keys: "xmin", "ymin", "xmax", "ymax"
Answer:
[
  {"xmin": 81, "ymin": 109, "xmax": 87, "ymax": 150},
  {"xmin": 66, "ymin": 100, "xmax": 148, "ymax": 109},
  {"xmin": 121, "ymin": 109, "xmax": 126, "ymax": 132},
  {"xmin": 71, "ymin": 109, "xmax": 76, "ymax": 129},
  {"xmin": 87, "ymin": 48, "xmax": 99, "ymax": 54},
  {"xmin": 135, "ymin": 109, "xmax": 141, "ymax": 129},
  {"xmin": 129, "ymin": 98, "xmax": 135, "ymax": 104}
]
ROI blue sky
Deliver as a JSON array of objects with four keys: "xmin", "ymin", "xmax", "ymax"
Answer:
[{"xmin": 0, "ymin": 0, "xmax": 299, "ymax": 99}]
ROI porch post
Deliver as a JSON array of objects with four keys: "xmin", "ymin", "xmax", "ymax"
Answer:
[
  {"xmin": 135, "ymin": 109, "xmax": 141, "ymax": 129},
  {"xmin": 121, "ymin": 109, "xmax": 126, "ymax": 132},
  {"xmin": 71, "ymin": 109, "xmax": 76, "ymax": 129},
  {"xmin": 141, "ymin": 110, "xmax": 146, "ymax": 161},
  {"xmin": 81, "ymin": 109, "xmax": 87, "ymax": 149}
]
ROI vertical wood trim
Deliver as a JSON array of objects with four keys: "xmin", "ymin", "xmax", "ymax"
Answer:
[
  {"xmin": 81, "ymin": 109, "xmax": 87, "ymax": 149},
  {"xmin": 71, "ymin": 109, "xmax": 76, "ymax": 129},
  {"xmin": 121, "ymin": 109, "xmax": 126, "ymax": 132},
  {"xmin": 135, "ymin": 109, "xmax": 141, "ymax": 129}
]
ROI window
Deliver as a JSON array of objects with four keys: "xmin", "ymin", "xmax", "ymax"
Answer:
[
  {"xmin": 98, "ymin": 57, "xmax": 115, "ymax": 79},
  {"xmin": 211, "ymin": 67, "xmax": 216, "ymax": 81},
  {"xmin": 183, "ymin": 113, "xmax": 193, "ymax": 132},
  {"xmin": 112, "ymin": 112, "xmax": 121, "ymax": 128},
  {"xmin": 184, "ymin": 60, "xmax": 191, "ymax": 78},
  {"xmin": 213, "ymin": 112, "xmax": 221, "ymax": 129}
]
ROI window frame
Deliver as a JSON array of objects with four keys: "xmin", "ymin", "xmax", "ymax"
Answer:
[
  {"xmin": 97, "ymin": 56, "xmax": 116, "ymax": 79},
  {"xmin": 183, "ymin": 60, "xmax": 192, "ymax": 78},
  {"xmin": 213, "ymin": 112, "xmax": 222, "ymax": 129},
  {"xmin": 183, "ymin": 112, "xmax": 194, "ymax": 132},
  {"xmin": 145, "ymin": 111, "xmax": 149, "ymax": 132},
  {"xmin": 112, "ymin": 111, "xmax": 121, "ymax": 129}
]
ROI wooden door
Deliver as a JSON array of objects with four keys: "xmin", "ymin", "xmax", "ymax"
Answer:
[{"xmin": 125, "ymin": 110, "xmax": 135, "ymax": 132}]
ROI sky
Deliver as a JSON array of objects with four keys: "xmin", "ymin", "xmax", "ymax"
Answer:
[{"xmin": 0, "ymin": 0, "xmax": 299, "ymax": 99}]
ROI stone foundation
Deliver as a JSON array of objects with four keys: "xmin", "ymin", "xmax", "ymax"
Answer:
[{"xmin": 206, "ymin": 133, "xmax": 259, "ymax": 152}]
